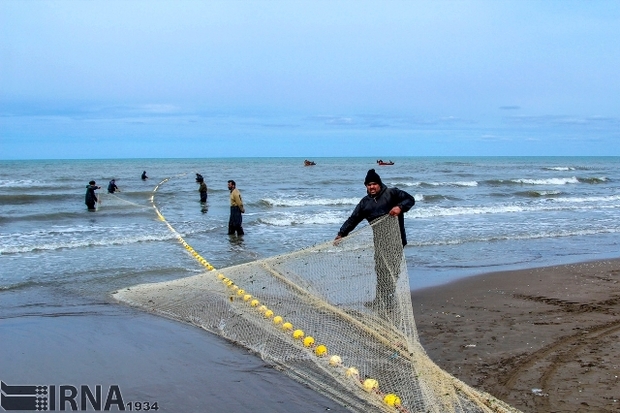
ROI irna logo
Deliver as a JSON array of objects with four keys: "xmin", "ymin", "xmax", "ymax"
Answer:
[{"xmin": 0, "ymin": 381, "xmax": 157, "ymax": 411}]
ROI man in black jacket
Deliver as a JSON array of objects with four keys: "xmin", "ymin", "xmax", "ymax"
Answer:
[
  {"xmin": 85, "ymin": 181, "xmax": 101, "ymax": 211},
  {"xmin": 335, "ymin": 169, "xmax": 415, "ymax": 310}
]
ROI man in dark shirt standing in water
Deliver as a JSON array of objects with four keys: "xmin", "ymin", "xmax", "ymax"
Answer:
[{"xmin": 335, "ymin": 169, "xmax": 415, "ymax": 310}]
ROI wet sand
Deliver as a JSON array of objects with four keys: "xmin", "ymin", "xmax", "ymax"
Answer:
[
  {"xmin": 3, "ymin": 259, "xmax": 619, "ymax": 413},
  {"xmin": 0, "ymin": 304, "xmax": 350, "ymax": 413},
  {"xmin": 412, "ymin": 259, "xmax": 620, "ymax": 413}
]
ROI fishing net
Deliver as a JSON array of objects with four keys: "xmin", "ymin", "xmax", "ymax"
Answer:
[{"xmin": 113, "ymin": 215, "xmax": 519, "ymax": 413}]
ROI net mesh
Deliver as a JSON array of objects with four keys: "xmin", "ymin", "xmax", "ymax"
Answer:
[{"xmin": 113, "ymin": 215, "xmax": 520, "ymax": 413}]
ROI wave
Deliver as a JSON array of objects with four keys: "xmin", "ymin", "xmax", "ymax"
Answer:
[
  {"xmin": 409, "ymin": 227, "xmax": 620, "ymax": 248},
  {"xmin": 257, "ymin": 210, "xmax": 346, "ymax": 226},
  {"xmin": 485, "ymin": 177, "xmax": 578, "ymax": 186},
  {"xmin": 0, "ymin": 206, "xmax": 152, "ymax": 224},
  {"xmin": 421, "ymin": 194, "xmax": 458, "ymax": 202},
  {"xmin": 542, "ymin": 166, "xmax": 594, "ymax": 172},
  {"xmin": 577, "ymin": 176, "xmax": 608, "ymax": 184},
  {"xmin": 0, "ymin": 193, "xmax": 79, "ymax": 204},
  {"xmin": 508, "ymin": 177, "xmax": 580, "ymax": 185},
  {"xmin": 542, "ymin": 166, "xmax": 576, "ymax": 171},
  {"xmin": 0, "ymin": 179, "xmax": 45, "ymax": 188},
  {"xmin": 393, "ymin": 180, "xmax": 478, "ymax": 188},
  {"xmin": 0, "ymin": 279, "xmax": 45, "ymax": 292},
  {"xmin": 515, "ymin": 190, "xmax": 563, "ymax": 198},
  {"xmin": 486, "ymin": 176, "xmax": 607, "ymax": 186},
  {"xmin": 260, "ymin": 197, "xmax": 359, "ymax": 207},
  {"xmin": 0, "ymin": 231, "xmax": 178, "ymax": 255},
  {"xmin": 409, "ymin": 197, "xmax": 620, "ymax": 219},
  {"xmin": 551, "ymin": 194, "xmax": 620, "ymax": 204}
]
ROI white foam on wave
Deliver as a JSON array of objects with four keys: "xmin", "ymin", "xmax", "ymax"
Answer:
[
  {"xmin": 0, "ymin": 228, "xmax": 177, "ymax": 255},
  {"xmin": 0, "ymin": 179, "xmax": 43, "ymax": 188},
  {"xmin": 408, "ymin": 196, "xmax": 620, "ymax": 219},
  {"xmin": 552, "ymin": 194, "xmax": 620, "ymax": 204},
  {"xmin": 543, "ymin": 166, "xmax": 576, "ymax": 171},
  {"xmin": 261, "ymin": 197, "xmax": 359, "ymax": 207},
  {"xmin": 258, "ymin": 210, "xmax": 346, "ymax": 226},
  {"xmin": 392, "ymin": 180, "xmax": 478, "ymax": 187},
  {"xmin": 511, "ymin": 177, "xmax": 579, "ymax": 185},
  {"xmin": 409, "ymin": 226, "xmax": 620, "ymax": 247}
]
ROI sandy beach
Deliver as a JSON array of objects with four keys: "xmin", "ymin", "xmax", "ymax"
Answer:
[
  {"xmin": 412, "ymin": 258, "xmax": 620, "ymax": 413},
  {"xmin": 3, "ymin": 258, "xmax": 619, "ymax": 412}
]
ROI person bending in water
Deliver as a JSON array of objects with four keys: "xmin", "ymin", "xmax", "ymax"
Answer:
[{"xmin": 107, "ymin": 179, "xmax": 119, "ymax": 194}]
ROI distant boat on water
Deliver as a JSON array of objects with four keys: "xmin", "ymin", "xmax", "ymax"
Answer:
[
  {"xmin": 304, "ymin": 160, "xmax": 316, "ymax": 166},
  {"xmin": 376, "ymin": 160, "xmax": 394, "ymax": 166}
]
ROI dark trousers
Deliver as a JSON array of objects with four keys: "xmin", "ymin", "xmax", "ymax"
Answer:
[
  {"xmin": 228, "ymin": 206, "xmax": 244, "ymax": 235},
  {"xmin": 372, "ymin": 230, "xmax": 404, "ymax": 308},
  {"xmin": 200, "ymin": 192, "xmax": 207, "ymax": 203}
]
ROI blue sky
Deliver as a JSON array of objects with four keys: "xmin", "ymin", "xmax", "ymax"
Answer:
[{"xmin": 1, "ymin": 0, "xmax": 619, "ymax": 159}]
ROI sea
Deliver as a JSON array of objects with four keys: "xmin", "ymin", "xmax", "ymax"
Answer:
[{"xmin": 1, "ymin": 156, "xmax": 619, "ymax": 411}]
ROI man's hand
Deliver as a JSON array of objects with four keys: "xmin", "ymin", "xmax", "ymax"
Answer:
[
  {"xmin": 389, "ymin": 206, "xmax": 402, "ymax": 216},
  {"xmin": 333, "ymin": 234, "xmax": 343, "ymax": 246}
]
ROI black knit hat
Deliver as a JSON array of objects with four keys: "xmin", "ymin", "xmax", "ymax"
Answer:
[{"xmin": 364, "ymin": 169, "xmax": 382, "ymax": 185}]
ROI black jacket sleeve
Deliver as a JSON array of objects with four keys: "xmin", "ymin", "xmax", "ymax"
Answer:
[
  {"xmin": 338, "ymin": 201, "xmax": 366, "ymax": 237},
  {"xmin": 391, "ymin": 187, "xmax": 415, "ymax": 212}
]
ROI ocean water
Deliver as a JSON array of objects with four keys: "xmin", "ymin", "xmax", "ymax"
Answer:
[
  {"xmin": 1, "ymin": 156, "xmax": 619, "ymax": 410},
  {"xmin": 1, "ymin": 157, "xmax": 619, "ymax": 298}
]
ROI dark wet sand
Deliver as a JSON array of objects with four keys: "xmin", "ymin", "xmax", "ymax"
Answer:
[
  {"xmin": 4, "ymin": 259, "xmax": 619, "ymax": 413},
  {"xmin": 0, "ymin": 308, "xmax": 350, "ymax": 413},
  {"xmin": 412, "ymin": 258, "xmax": 620, "ymax": 413}
]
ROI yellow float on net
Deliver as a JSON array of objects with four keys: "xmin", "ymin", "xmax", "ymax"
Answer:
[
  {"xmin": 264, "ymin": 309, "xmax": 274, "ymax": 318},
  {"xmin": 362, "ymin": 378, "xmax": 378, "ymax": 393},
  {"xmin": 243, "ymin": 294, "xmax": 252, "ymax": 301},
  {"xmin": 303, "ymin": 336, "xmax": 315, "ymax": 347},
  {"xmin": 292, "ymin": 329, "xmax": 304, "ymax": 339},
  {"xmin": 314, "ymin": 345, "xmax": 327, "ymax": 357},
  {"xmin": 217, "ymin": 274, "xmax": 225, "ymax": 280},
  {"xmin": 383, "ymin": 394, "xmax": 401, "ymax": 407},
  {"xmin": 281, "ymin": 322, "xmax": 293, "ymax": 331},
  {"xmin": 250, "ymin": 299, "xmax": 260, "ymax": 307},
  {"xmin": 328, "ymin": 355, "xmax": 342, "ymax": 366},
  {"xmin": 345, "ymin": 367, "xmax": 359, "ymax": 378},
  {"xmin": 258, "ymin": 305, "xmax": 267, "ymax": 313},
  {"xmin": 272, "ymin": 316, "xmax": 283, "ymax": 325},
  {"xmin": 236, "ymin": 289, "xmax": 245, "ymax": 296}
]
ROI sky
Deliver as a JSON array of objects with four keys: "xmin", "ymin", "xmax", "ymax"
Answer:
[{"xmin": 1, "ymin": 0, "xmax": 619, "ymax": 159}]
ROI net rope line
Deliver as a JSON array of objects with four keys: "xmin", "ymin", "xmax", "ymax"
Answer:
[
  {"xmin": 99, "ymin": 192, "xmax": 151, "ymax": 210},
  {"xmin": 146, "ymin": 178, "xmax": 410, "ymax": 409},
  {"xmin": 113, "ymin": 176, "xmax": 521, "ymax": 413}
]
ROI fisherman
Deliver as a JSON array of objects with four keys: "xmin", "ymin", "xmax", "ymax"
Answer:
[
  {"xmin": 141, "ymin": 171, "xmax": 148, "ymax": 180},
  {"xmin": 335, "ymin": 169, "xmax": 415, "ymax": 310},
  {"xmin": 197, "ymin": 176, "xmax": 207, "ymax": 203},
  {"xmin": 85, "ymin": 180, "xmax": 101, "ymax": 211},
  {"xmin": 227, "ymin": 180, "xmax": 245, "ymax": 236},
  {"xmin": 107, "ymin": 179, "xmax": 119, "ymax": 194}
]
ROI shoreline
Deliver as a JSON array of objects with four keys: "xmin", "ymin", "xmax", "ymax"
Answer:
[
  {"xmin": 412, "ymin": 258, "xmax": 620, "ymax": 413},
  {"xmin": 3, "ymin": 258, "xmax": 619, "ymax": 412}
]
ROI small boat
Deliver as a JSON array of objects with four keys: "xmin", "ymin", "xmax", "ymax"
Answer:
[
  {"xmin": 376, "ymin": 160, "xmax": 394, "ymax": 166},
  {"xmin": 304, "ymin": 160, "xmax": 316, "ymax": 166}
]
